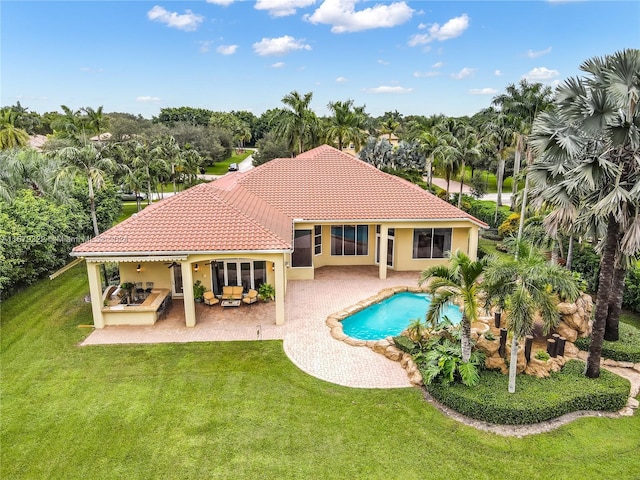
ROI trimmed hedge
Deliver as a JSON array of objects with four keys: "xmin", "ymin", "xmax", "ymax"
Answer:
[
  {"xmin": 574, "ymin": 322, "xmax": 640, "ymax": 363},
  {"xmin": 425, "ymin": 360, "xmax": 629, "ymax": 425}
]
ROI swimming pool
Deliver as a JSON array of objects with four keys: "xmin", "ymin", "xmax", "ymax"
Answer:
[{"xmin": 340, "ymin": 292, "xmax": 462, "ymax": 341}]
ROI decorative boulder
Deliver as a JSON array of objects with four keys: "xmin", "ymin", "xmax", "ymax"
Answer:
[{"xmin": 555, "ymin": 321, "xmax": 578, "ymax": 343}]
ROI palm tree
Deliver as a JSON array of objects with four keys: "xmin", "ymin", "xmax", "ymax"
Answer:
[
  {"xmin": 325, "ymin": 99, "xmax": 368, "ymax": 151},
  {"xmin": 0, "ymin": 148, "xmax": 63, "ymax": 202},
  {"xmin": 55, "ymin": 142, "xmax": 117, "ymax": 236},
  {"xmin": 482, "ymin": 110, "xmax": 516, "ymax": 216},
  {"xmin": 418, "ymin": 250, "xmax": 488, "ymax": 362},
  {"xmin": 454, "ymin": 127, "xmax": 482, "ymax": 208},
  {"xmin": 378, "ymin": 117, "xmax": 400, "ymax": 142},
  {"xmin": 83, "ymin": 106, "xmax": 109, "ymax": 141},
  {"xmin": 273, "ymin": 91, "xmax": 318, "ymax": 155},
  {"xmin": 492, "ymin": 80, "xmax": 554, "ymax": 210},
  {"xmin": 416, "ymin": 129, "xmax": 444, "ymax": 190},
  {"xmin": 0, "ymin": 109, "xmax": 30, "ymax": 150},
  {"xmin": 528, "ymin": 49, "xmax": 640, "ymax": 377},
  {"xmin": 483, "ymin": 241, "xmax": 580, "ymax": 393}
]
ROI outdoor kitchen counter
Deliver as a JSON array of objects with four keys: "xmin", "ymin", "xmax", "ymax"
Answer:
[{"xmin": 101, "ymin": 289, "xmax": 171, "ymax": 326}]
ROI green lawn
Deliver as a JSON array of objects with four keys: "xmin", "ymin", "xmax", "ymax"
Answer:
[
  {"xmin": 205, "ymin": 151, "xmax": 253, "ymax": 175},
  {"xmin": 456, "ymin": 167, "xmax": 524, "ymax": 194},
  {"xmin": 116, "ymin": 202, "xmax": 144, "ymax": 224},
  {"xmin": 2, "ymin": 266, "xmax": 639, "ymax": 479}
]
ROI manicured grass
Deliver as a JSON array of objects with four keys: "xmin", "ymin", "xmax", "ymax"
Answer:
[
  {"xmin": 205, "ymin": 151, "xmax": 252, "ymax": 175},
  {"xmin": 2, "ymin": 267, "xmax": 639, "ymax": 479},
  {"xmin": 621, "ymin": 309, "xmax": 640, "ymax": 330},
  {"xmin": 116, "ymin": 202, "xmax": 144, "ymax": 224},
  {"xmin": 457, "ymin": 167, "xmax": 525, "ymax": 194}
]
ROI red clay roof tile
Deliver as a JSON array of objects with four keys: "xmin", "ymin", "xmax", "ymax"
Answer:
[{"xmin": 73, "ymin": 145, "xmax": 485, "ymax": 255}]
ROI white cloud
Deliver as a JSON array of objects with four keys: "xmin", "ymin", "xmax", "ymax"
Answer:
[
  {"xmin": 255, "ymin": 0, "xmax": 317, "ymax": 17},
  {"xmin": 418, "ymin": 22, "xmax": 427, "ymax": 29},
  {"xmin": 413, "ymin": 71, "xmax": 441, "ymax": 78},
  {"xmin": 451, "ymin": 67, "xmax": 475, "ymax": 80},
  {"xmin": 527, "ymin": 47, "xmax": 552, "ymax": 58},
  {"xmin": 523, "ymin": 66, "xmax": 560, "ymax": 80},
  {"xmin": 200, "ymin": 41, "xmax": 212, "ymax": 53},
  {"xmin": 363, "ymin": 85, "xmax": 413, "ymax": 94},
  {"xmin": 271, "ymin": 62, "xmax": 286, "ymax": 68},
  {"xmin": 136, "ymin": 96, "xmax": 161, "ymax": 103},
  {"xmin": 336, "ymin": 76, "xmax": 348, "ymax": 83},
  {"xmin": 408, "ymin": 13, "xmax": 469, "ymax": 46},
  {"xmin": 495, "ymin": 69, "xmax": 502, "ymax": 76},
  {"xmin": 305, "ymin": 0, "xmax": 413, "ymax": 33},
  {"xmin": 468, "ymin": 88, "xmax": 498, "ymax": 95},
  {"xmin": 147, "ymin": 6, "xmax": 203, "ymax": 31},
  {"xmin": 253, "ymin": 35, "xmax": 311, "ymax": 56},
  {"xmin": 432, "ymin": 61, "xmax": 444, "ymax": 68},
  {"xmin": 217, "ymin": 44, "xmax": 238, "ymax": 55},
  {"xmin": 378, "ymin": 59, "xmax": 390, "ymax": 65},
  {"xmin": 206, "ymin": 0, "xmax": 235, "ymax": 5}
]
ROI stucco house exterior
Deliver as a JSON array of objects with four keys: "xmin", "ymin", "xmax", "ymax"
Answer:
[{"xmin": 72, "ymin": 145, "xmax": 487, "ymax": 328}]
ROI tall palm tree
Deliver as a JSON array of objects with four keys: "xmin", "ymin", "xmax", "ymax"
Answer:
[
  {"xmin": 273, "ymin": 91, "xmax": 318, "ymax": 155},
  {"xmin": 492, "ymin": 80, "xmax": 554, "ymax": 210},
  {"xmin": 416, "ymin": 129, "xmax": 444, "ymax": 190},
  {"xmin": 528, "ymin": 48, "xmax": 640, "ymax": 377},
  {"xmin": 454, "ymin": 127, "xmax": 482, "ymax": 208},
  {"xmin": 482, "ymin": 110, "xmax": 516, "ymax": 216},
  {"xmin": 0, "ymin": 148, "xmax": 63, "ymax": 201},
  {"xmin": 325, "ymin": 99, "xmax": 368, "ymax": 151},
  {"xmin": 418, "ymin": 250, "xmax": 488, "ymax": 362},
  {"xmin": 83, "ymin": 106, "xmax": 109, "ymax": 141},
  {"xmin": 55, "ymin": 142, "xmax": 117, "ymax": 236},
  {"xmin": 378, "ymin": 117, "xmax": 400, "ymax": 142},
  {"xmin": 483, "ymin": 241, "xmax": 580, "ymax": 393},
  {"xmin": 0, "ymin": 109, "xmax": 30, "ymax": 150}
]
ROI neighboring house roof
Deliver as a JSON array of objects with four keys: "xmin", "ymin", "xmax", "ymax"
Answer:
[
  {"xmin": 28, "ymin": 135, "xmax": 47, "ymax": 150},
  {"xmin": 73, "ymin": 144, "xmax": 486, "ymax": 256}
]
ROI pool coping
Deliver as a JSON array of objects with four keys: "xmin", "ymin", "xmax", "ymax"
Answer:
[{"xmin": 325, "ymin": 285, "xmax": 430, "ymax": 386}]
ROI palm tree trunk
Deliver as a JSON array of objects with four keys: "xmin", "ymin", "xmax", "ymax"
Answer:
[
  {"xmin": 508, "ymin": 335, "xmax": 519, "ymax": 393},
  {"xmin": 511, "ymin": 135, "xmax": 523, "ymax": 210},
  {"xmin": 515, "ymin": 149, "xmax": 533, "ymax": 249},
  {"xmin": 461, "ymin": 317, "xmax": 472, "ymax": 362},
  {"xmin": 495, "ymin": 156, "xmax": 505, "ymax": 207},
  {"xmin": 586, "ymin": 217, "xmax": 619, "ymax": 378},
  {"xmin": 604, "ymin": 265, "xmax": 626, "ymax": 341},
  {"xmin": 458, "ymin": 160, "xmax": 465, "ymax": 208},
  {"xmin": 87, "ymin": 177, "xmax": 100, "ymax": 237},
  {"xmin": 566, "ymin": 235, "xmax": 574, "ymax": 270}
]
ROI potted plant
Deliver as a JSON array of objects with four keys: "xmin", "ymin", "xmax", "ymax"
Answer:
[
  {"xmin": 258, "ymin": 283, "xmax": 275, "ymax": 302},
  {"xmin": 193, "ymin": 280, "xmax": 206, "ymax": 302}
]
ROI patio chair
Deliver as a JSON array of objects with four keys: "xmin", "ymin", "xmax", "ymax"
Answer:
[
  {"xmin": 135, "ymin": 282, "xmax": 145, "ymax": 299},
  {"xmin": 242, "ymin": 289, "xmax": 258, "ymax": 306},
  {"xmin": 203, "ymin": 291, "xmax": 219, "ymax": 306},
  {"xmin": 145, "ymin": 282, "xmax": 154, "ymax": 294}
]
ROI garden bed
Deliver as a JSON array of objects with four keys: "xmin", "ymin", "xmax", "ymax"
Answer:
[
  {"xmin": 424, "ymin": 360, "xmax": 630, "ymax": 425},
  {"xmin": 574, "ymin": 323, "xmax": 640, "ymax": 363}
]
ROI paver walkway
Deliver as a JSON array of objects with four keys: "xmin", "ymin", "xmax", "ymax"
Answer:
[{"xmin": 82, "ymin": 266, "xmax": 416, "ymax": 388}]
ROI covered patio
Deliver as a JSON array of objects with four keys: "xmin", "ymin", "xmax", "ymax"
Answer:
[{"xmin": 81, "ymin": 266, "xmax": 421, "ymax": 388}]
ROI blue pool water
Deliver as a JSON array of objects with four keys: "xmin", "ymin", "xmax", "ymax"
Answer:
[{"xmin": 341, "ymin": 292, "xmax": 462, "ymax": 340}]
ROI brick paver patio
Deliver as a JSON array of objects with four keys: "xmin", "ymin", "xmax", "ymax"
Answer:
[{"xmin": 81, "ymin": 266, "xmax": 419, "ymax": 388}]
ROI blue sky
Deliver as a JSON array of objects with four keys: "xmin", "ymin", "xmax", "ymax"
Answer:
[{"xmin": 2, "ymin": 1, "xmax": 639, "ymax": 119}]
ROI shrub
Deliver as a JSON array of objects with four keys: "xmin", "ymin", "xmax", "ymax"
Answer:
[
  {"xmin": 393, "ymin": 335, "xmax": 418, "ymax": 354},
  {"xmin": 623, "ymin": 263, "xmax": 640, "ymax": 313},
  {"xmin": 425, "ymin": 360, "xmax": 629, "ymax": 425},
  {"xmin": 464, "ymin": 199, "xmax": 511, "ymax": 229},
  {"xmin": 574, "ymin": 322, "xmax": 640, "ymax": 363},
  {"xmin": 535, "ymin": 350, "xmax": 550, "ymax": 361},
  {"xmin": 498, "ymin": 213, "xmax": 520, "ymax": 237},
  {"xmin": 258, "ymin": 283, "xmax": 275, "ymax": 302},
  {"xmin": 470, "ymin": 172, "xmax": 488, "ymax": 199}
]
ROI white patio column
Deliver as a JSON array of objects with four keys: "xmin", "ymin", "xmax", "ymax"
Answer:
[
  {"xmin": 181, "ymin": 262, "xmax": 196, "ymax": 327},
  {"xmin": 87, "ymin": 262, "xmax": 105, "ymax": 329},
  {"xmin": 275, "ymin": 257, "xmax": 286, "ymax": 325},
  {"xmin": 468, "ymin": 227, "xmax": 479, "ymax": 261},
  {"xmin": 379, "ymin": 225, "xmax": 388, "ymax": 280}
]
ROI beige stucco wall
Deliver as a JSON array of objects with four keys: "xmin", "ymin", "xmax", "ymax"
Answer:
[
  {"xmin": 119, "ymin": 262, "xmax": 172, "ymax": 290},
  {"xmin": 292, "ymin": 222, "xmax": 480, "ymax": 274}
]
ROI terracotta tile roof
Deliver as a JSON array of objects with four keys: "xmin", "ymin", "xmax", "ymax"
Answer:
[
  {"xmin": 73, "ymin": 182, "xmax": 292, "ymax": 254},
  {"xmin": 239, "ymin": 145, "xmax": 487, "ymax": 223},
  {"xmin": 73, "ymin": 144, "xmax": 485, "ymax": 256}
]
